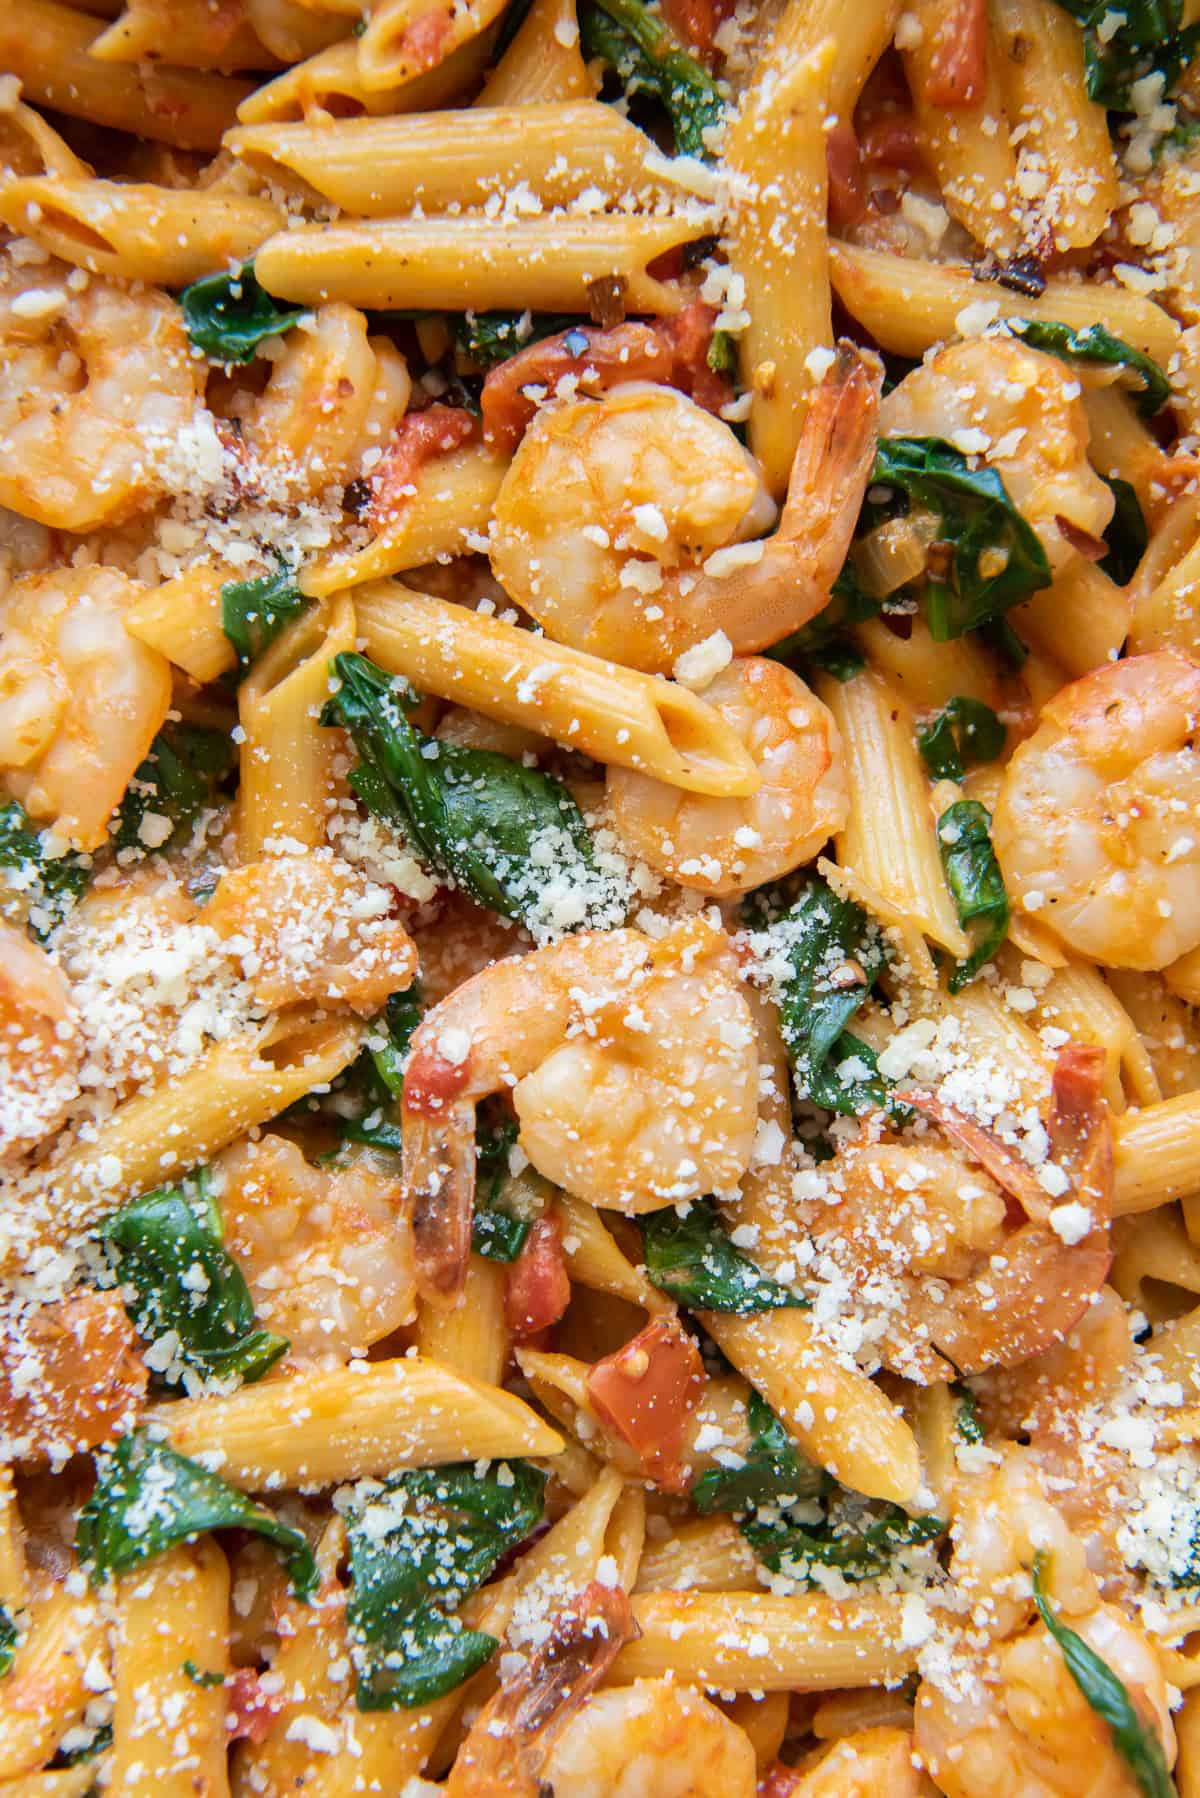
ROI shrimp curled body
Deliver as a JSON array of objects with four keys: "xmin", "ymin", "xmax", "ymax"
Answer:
[
  {"xmin": 489, "ymin": 348, "xmax": 880, "ymax": 674},
  {"xmin": 401, "ymin": 920, "xmax": 759, "ymax": 1303},
  {"xmin": 993, "ymin": 651, "xmax": 1200, "ymax": 970},
  {"xmin": 607, "ymin": 656, "xmax": 848, "ymax": 895}
]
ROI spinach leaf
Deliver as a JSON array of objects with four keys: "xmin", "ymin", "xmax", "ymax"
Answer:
[
  {"xmin": 100, "ymin": 1169, "xmax": 286, "ymax": 1387},
  {"xmin": 472, "ymin": 1111, "xmax": 531, "ymax": 1263},
  {"xmin": 116, "ymin": 724, "xmax": 235, "ymax": 855},
  {"xmin": 756, "ymin": 874, "xmax": 890, "ymax": 1115},
  {"xmin": 578, "ymin": 0, "xmax": 724, "ymax": 158},
  {"xmin": 454, "ymin": 309, "xmax": 583, "ymax": 369},
  {"xmin": 642, "ymin": 1198, "xmax": 803, "ymax": 1314},
  {"xmin": 322, "ymin": 652, "xmax": 614, "ymax": 933},
  {"xmin": 1007, "ymin": 319, "xmax": 1170, "ymax": 418},
  {"xmin": 692, "ymin": 1391, "xmax": 825, "ymax": 1515},
  {"xmin": 937, "ymin": 799, "xmax": 1010, "ymax": 993},
  {"xmin": 53, "ymin": 1722, "xmax": 112, "ymax": 1767},
  {"xmin": 221, "ymin": 566, "xmax": 311, "ymax": 672},
  {"xmin": 180, "ymin": 262, "xmax": 307, "ymax": 364},
  {"xmin": 978, "ymin": 615, "xmax": 1029, "ymax": 671},
  {"xmin": 1032, "ymin": 1553, "xmax": 1177, "ymax": 1798},
  {"xmin": 1051, "ymin": 0, "xmax": 1199, "ymax": 110},
  {"xmin": 0, "ymin": 1607, "xmax": 17, "ymax": 1679},
  {"xmin": 346, "ymin": 1460, "xmax": 545, "ymax": 1708},
  {"xmin": 1100, "ymin": 476, "xmax": 1149, "ymax": 586},
  {"xmin": 707, "ymin": 328, "xmax": 738, "ymax": 376},
  {"xmin": 182, "ymin": 1660, "xmax": 226, "ymax": 1687},
  {"xmin": 864, "ymin": 438, "xmax": 1051, "ymax": 639},
  {"xmin": 953, "ymin": 1382, "xmax": 984, "ymax": 1445},
  {"xmin": 743, "ymin": 1503, "xmax": 946, "ymax": 1583},
  {"xmin": 766, "ymin": 568, "xmax": 878, "ymax": 680},
  {"xmin": 917, "ymin": 697, "xmax": 1006, "ymax": 783},
  {"xmin": 77, "ymin": 1430, "xmax": 317, "ymax": 1598},
  {"xmin": 0, "ymin": 801, "xmax": 91, "ymax": 941}
]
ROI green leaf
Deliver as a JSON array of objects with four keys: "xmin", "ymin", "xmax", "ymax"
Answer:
[
  {"xmin": 221, "ymin": 567, "xmax": 311, "ymax": 672},
  {"xmin": 1007, "ymin": 319, "xmax": 1170, "ymax": 419},
  {"xmin": 347, "ymin": 1460, "xmax": 545, "ymax": 1708},
  {"xmin": 917, "ymin": 697, "xmax": 1006, "ymax": 783},
  {"xmin": 865, "ymin": 437, "xmax": 1051, "ymax": 639},
  {"xmin": 743, "ymin": 1503, "xmax": 945, "ymax": 1583},
  {"xmin": 0, "ymin": 801, "xmax": 91, "ymax": 941},
  {"xmin": 472, "ymin": 1111, "xmax": 531, "ymax": 1263},
  {"xmin": 53, "ymin": 1722, "xmax": 112, "ymax": 1767},
  {"xmin": 693, "ymin": 1391, "xmax": 825, "ymax": 1515},
  {"xmin": 180, "ymin": 262, "xmax": 307, "ymax": 364},
  {"xmin": 707, "ymin": 328, "xmax": 738, "ymax": 376},
  {"xmin": 754, "ymin": 874, "xmax": 890, "ymax": 1116},
  {"xmin": 0, "ymin": 1606, "xmax": 17, "ymax": 1679},
  {"xmin": 1050, "ymin": 0, "xmax": 1199, "ymax": 110},
  {"xmin": 99, "ymin": 1168, "xmax": 287, "ymax": 1387},
  {"xmin": 1032, "ymin": 1553, "xmax": 1177, "ymax": 1798},
  {"xmin": 454, "ymin": 310, "xmax": 584, "ymax": 369},
  {"xmin": 578, "ymin": 0, "xmax": 724, "ymax": 157},
  {"xmin": 116, "ymin": 725, "xmax": 235, "ymax": 855},
  {"xmin": 77, "ymin": 1430, "xmax": 317, "ymax": 1598},
  {"xmin": 322, "ymin": 653, "xmax": 616, "ymax": 933},
  {"xmin": 937, "ymin": 799, "xmax": 1010, "ymax": 993},
  {"xmin": 1100, "ymin": 476, "xmax": 1149, "ymax": 587},
  {"xmin": 642, "ymin": 1198, "xmax": 803, "ymax": 1314},
  {"xmin": 361, "ymin": 984, "xmax": 424, "ymax": 1106},
  {"xmin": 182, "ymin": 1660, "xmax": 226, "ymax": 1687},
  {"xmin": 953, "ymin": 1382, "xmax": 984, "ymax": 1445}
]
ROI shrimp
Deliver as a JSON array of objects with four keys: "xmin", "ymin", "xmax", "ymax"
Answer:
[
  {"xmin": 0, "ymin": 1289, "xmax": 146, "ymax": 1462},
  {"xmin": 241, "ymin": 305, "xmax": 387, "ymax": 500},
  {"xmin": 215, "ymin": 1134, "xmax": 416, "ymax": 1361},
  {"xmin": 779, "ymin": 1727, "xmax": 927, "ymax": 1796},
  {"xmin": 401, "ymin": 918, "xmax": 759, "ymax": 1302},
  {"xmin": 915, "ymin": 1450, "xmax": 1175, "ymax": 1798},
  {"xmin": 448, "ymin": 1582, "xmax": 756, "ymax": 1798},
  {"xmin": 0, "ymin": 919, "xmax": 78, "ymax": 1160},
  {"xmin": 992, "ymin": 651, "xmax": 1200, "ymax": 970},
  {"xmin": 795, "ymin": 1046, "xmax": 1113, "ymax": 1379},
  {"xmin": 0, "ymin": 566, "xmax": 171, "ymax": 850},
  {"xmin": 0, "ymin": 258, "xmax": 200, "ymax": 532},
  {"xmin": 606, "ymin": 657, "xmax": 847, "ymax": 895},
  {"xmin": 489, "ymin": 346, "xmax": 880, "ymax": 675},
  {"xmin": 879, "ymin": 335, "xmax": 1115, "ymax": 573},
  {"xmin": 203, "ymin": 853, "xmax": 418, "ymax": 1015}
]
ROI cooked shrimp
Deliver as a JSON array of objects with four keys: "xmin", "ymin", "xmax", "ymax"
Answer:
[
  {"xmin": 879, "ymin": 336, "xmax": 1114, "ymax": 573},
  {"xmin": 0, "ymin": 258, "xmax": 200, "ymax": 532},
  {"xmin": 203, "ymin": 853, "xmax": 418, "ymax": 1015},
  {"xmin": 0, "ymin": 919, "xmax": 78, "ymax": 1161},
  {"xmin": 795, "ymin": 1046, "xmax": 1113, "ymax": 1379},
  {"xmin": 916, "ymin": 1451, "xmax": 1175, "ymax": 1798},
  {"xmin": 241, "ymin": 303, "xmax": 379, "ymax": 500},
  {"xmin": 0, "ymin": 1290, "xmax": 146, "ymax": 1462},
  {"xmin": 448, "ymin": 1582, "xmax": 754, "ymax": 1798},
  {"xmin": 489, "ymin": 347, "xmax": 880, "ymax": 675},
  {"xmin": 607, "ymin": 657, "xmax": 847, "ymax": 896},
  {"xmin": 0, "ymin": 566, "xmax": 171, "ymax": 850},
  {"xmin": 215, "ymin": 1134, "xmax": 416, "ymax": 1361},
  {"xmin": 992, "ymin": 651, "xmax": 1200, "ymax": 970},
  {"xmin": 401, "ymin": 918, "xmax": 758, "ymax": 1302},
  {"xmin": 784, "ymin": 1726, "xmax": 926, "ymax": 1796}
]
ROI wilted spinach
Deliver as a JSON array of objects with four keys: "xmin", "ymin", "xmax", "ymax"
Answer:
[
  {"xmin": 917, "ymin": 697, "xmax": 1006, "ymax": 783},
  {"xmin": 346, "ymin": 1460, "xmax": 545, "ymax": 1708},
  {"xmin": 692, "ymin": 1391, "xmax": 825, "ymax": 1515},
  {"xmin": 180, "ymin": 262, "xmax": 307, "ymax": 363},
  {"xmin": 1007, "ymin": 319, "xmax": 1170, "ymax": 418},
  {"xmin": 100, "ymin": 1168, "xmax": 286, "ymax": 1387},
  {"xmin": 116, "ymin": 724, "xmax": 235, "ymax": 855},
  {"xmin": 642, "ymin": 1199, "xmax": 802, "ymax": 1314},
  {"xmin": 1100, "ymin": 476, "xmax": 1149, "ymax": 586},
  {"xmin": 221, "ymin": 566, "xmax": 311, "ymax": 672},
  {"xmin": 454, "ymin": 309, "xmax": 584, "ymax": 368},
  {"xmin": 77, "ymin": 1430, "xmax": 317, "ymax": 1597},
  {"xmin": 937, "ymin": 799, "xmax": 1010, "ymax": 992},
  {"xmin": 578, "ymin": 0, "xmax": 724, "ymax": 157},
  {"xmin": 1050, "ymin": 0, "xmax": 1199, "ymax": 110},
  {"xmin": 0, "ymin": 801, "xmax": 91, "ymax": 940}
]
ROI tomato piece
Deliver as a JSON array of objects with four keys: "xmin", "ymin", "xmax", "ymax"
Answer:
[
  {"xmin": 0, "ymin": 1289, "xmax": 146, "ymax": 1462},
  {"xmin": 660, "ymin": 0, "xmax": 734, "ymax": 56},
  {"xmin": 226, "ymin": 1668, "xmax": 285, "ymax": 1745},
  {"xmin": 826, "ymin": 121, "xmax": 865, "ymax": 235},
  {"xmin": 586, "ymin": 1313, "xmax": 706, "ymax": 1493},
  {"xmin": 367, "ymin": 403, "xmax": 477, "ymax": 530},
  {"xmin": 922, "ymin": 0, "xmax": 988, "ymax": 107},
  {"xmin": 505, "ymin": 1214, "xmax": 571, "ymax": 1340}
]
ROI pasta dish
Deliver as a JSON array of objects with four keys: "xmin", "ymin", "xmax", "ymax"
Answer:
[{"xmin": 1, "ymin": 0, "xmax": 1200, "ymax": 1790}]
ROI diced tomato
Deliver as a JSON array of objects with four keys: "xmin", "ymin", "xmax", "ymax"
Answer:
[
  {"xmin": 922, "ymin": 0, "xmax": 988, "ymax": 108},
  {"xmin": 367, "ymin": 403, "xmax": 477, "ymax": 530},
  {"xmin": 858, "ymin": 110, "xmax": 925, "ymax": 176},
  {"xmin": 826, "ymin": 121, "xmax": 866, "ymax": 236},
  {"xmin": 758, "ymin": 1763, "xmax": 804, "ymax": 1798},
  {"xmin": 226, "ymin": 1668, "xmax": 285, "ymax": 1745},
  {"xmin": 505, "ymin": 1214, "xmax": 571, "ymax": 1340},
  {"xmin": 660, "ymin": 0, "xmax": 734, "ymax": 57},
  {"xmin": 401, "ymin": 1040, "xmax": 472, "ymax": 1117},
  {"xmin": 396, "ymin": 4, "xmax": 453, "ymax": 74},
  {"xmin": 481, "ymin": 303, "xmax": 732, "ymax": 455},
  {"xmin": 586, "ymin": 1313, "xmax": 706, "ymax": 1494}
]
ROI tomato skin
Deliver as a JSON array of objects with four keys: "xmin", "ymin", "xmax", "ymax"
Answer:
[
  {"xmin": 922, "ymin": 0, "xmax": 988, "ymax": 107},
  {"xmin": 505, "ymin": 1214, "xmax": 571, "ymax": 1340},
  {"xmin": 586, "ymin": 1312, "xmax": 706, "ymax": 1493}
]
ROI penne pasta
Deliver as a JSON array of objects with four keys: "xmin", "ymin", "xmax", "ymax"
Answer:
[
  {"xmin": 235, "ymin": 26, "xmax": 495, "ymax": 121},
  {"xmin": 123, "ymin": 563, "xmax": 236, "ymax": 685},
  {"xmin": 1113, "ymin": 1092, "xmax": 1200, "ymax": 1216},
  {"xmin": 153, "ymin": 1357, "xmax": 563, "ymax": 1487},
  {"xmin": 476, "ymin": 0, "xmax": 593, "ymax": 104},
  {"xmin": 352, "ymin": 583, "xmax": 762, "ymax": 795}
]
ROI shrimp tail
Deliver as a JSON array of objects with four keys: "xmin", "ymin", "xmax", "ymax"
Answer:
[
  {"xmin": 776, "ymin": 340, "xmax": 882, "ymax": 586},
  {"xmin": 400, "ymin": 1097, "xmax": 476, "ymax": 1306}
]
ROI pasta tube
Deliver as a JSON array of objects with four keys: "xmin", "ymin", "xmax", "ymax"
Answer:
[{"xmin": 353, "ymin": 583, "xmax": 761, "ymax": 796}]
